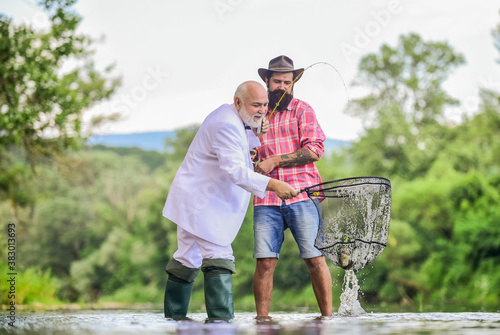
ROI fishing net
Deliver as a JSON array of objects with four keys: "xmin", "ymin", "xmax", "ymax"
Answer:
[{"xmin": 303, "ymin": 177, "xmax": 391, "ymax": 271}]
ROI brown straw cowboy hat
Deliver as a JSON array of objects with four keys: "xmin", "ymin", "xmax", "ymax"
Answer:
[{"xmin": 258, "ymin": 55, "xmax": 304, "ymax": 83}]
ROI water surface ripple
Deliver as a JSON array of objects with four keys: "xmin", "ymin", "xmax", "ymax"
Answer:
[{"xmin": 1, "ymin": 310, "xmax": 500, "ymax": 334}]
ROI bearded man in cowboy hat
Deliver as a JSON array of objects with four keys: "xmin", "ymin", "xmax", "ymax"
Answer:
[{"xmin": 251, "ymin": 55, "xmax": 333, "ymax": 317}]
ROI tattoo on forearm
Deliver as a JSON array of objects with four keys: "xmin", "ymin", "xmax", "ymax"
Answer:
[{"xmin": 279, "ymin": 148, "xmax": 317, "ymax": 167}]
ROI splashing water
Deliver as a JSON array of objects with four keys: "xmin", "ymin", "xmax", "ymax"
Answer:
[{"xmin": 338, "ymin": 270, "xmax": 366, "ymax": 316}]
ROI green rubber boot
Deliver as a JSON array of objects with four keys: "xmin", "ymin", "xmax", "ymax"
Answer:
[
  {"xmin": 164, "ymin": 279, "xmax": 193, "ymax": 319},
  {"xmin": 204, "ymin": 273, "xmax": 234, "ymax": 320},
  {"xmin": 164, "ymin": 259, "xmax": 200, "ymax": 319},
  {"xmin": 201, "ymin": 258, "xmax": 236, "ymax": 320}
]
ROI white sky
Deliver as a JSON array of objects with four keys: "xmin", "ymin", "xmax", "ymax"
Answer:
[{"xmin": 3, "ymin": 0, "xmax": 500, "ymax": 141}]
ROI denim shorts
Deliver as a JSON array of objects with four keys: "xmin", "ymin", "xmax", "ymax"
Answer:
[{"xmin": 253, "ymin": 199, "xmax": 323, "ymax": 259}]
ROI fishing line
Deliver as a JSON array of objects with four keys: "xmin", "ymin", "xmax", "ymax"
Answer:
[
  {"xmin": 259, "ymin": 61, "xmax": 351, "ymax": 139},
  {"xmin": 269, "ymin": 61, "xmax": 350, "ymax": 119}
]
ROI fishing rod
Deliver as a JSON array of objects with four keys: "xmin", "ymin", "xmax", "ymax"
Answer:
[{"xmin": 252, "ymin": 61, "xmax": 351, "ymax": 166}]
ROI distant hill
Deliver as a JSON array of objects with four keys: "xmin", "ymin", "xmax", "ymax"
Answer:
[
  {"xmin": 89, "ymin": 131, "xmax": 175, "ymax": 152},
  {"xmin": 323, "ymin": 138, "xmax": 351, "ymax": 152},
  {"xmin": 88, "ymin": 131, "xmax": 351, "ymax": 153}
]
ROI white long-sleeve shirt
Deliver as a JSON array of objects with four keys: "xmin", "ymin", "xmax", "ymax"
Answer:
[{"xmin": 162, "ymin": 103, "xmax": 270, "ymax": 246}]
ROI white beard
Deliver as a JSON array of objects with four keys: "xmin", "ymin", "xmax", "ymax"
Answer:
[{"xmin": 239, "ymin": 105, "xmax": 263, "ymax": 128}]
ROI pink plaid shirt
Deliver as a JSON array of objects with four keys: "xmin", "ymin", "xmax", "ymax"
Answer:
[{"xmin": 253, "ymin": 98, "xmax": 325, "ymax": 207}]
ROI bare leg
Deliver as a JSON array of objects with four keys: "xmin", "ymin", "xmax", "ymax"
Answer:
[
  {"xmin": 253, "ymin": 258, "xmax": 278, "ymax": 316},
  {"xmin": 304, "ymin": 256, "xmax": 333, "ymax": 316}
]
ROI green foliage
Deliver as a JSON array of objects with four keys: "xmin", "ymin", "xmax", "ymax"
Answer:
[
  {"xmin": 90, "ymin": 144, "xmax": 166, "ymax": 171},
  {"xmin": 442, "ymin": 91, "xmax": 500, "ymax": 175},
  {"xmin": 339, "ymin": 27, "xmax": 500, "ymax": 309},
  {"xmin": 0, "ymin": 150, "xmax": 35, "ymax": 210},
  {"xmin": 0, "ymin": 148, "xmax": 175, "ymax": 304},
  {"xmin": 346, "ymin": 33, "xmax": 465, "ymax": 179},
  {"xmin": 164, "ymin": 124, "xmax": 199, "ymax": 165},
  {"xmin": 29, "ymin": 196, "xmax": 96, "ymax": 276},
  {"xmin": 349, "ymin": 33, "xmax": 465, "ymax": 126},
  {"xmin": 0, "ymin": 1, "xmax": 118, "ymax": 156},
  {"xmin": 316, "ymin": 148, "xmax": 355, "ymax": 181},
  {"xmin": 0, "ymin": 262, "xmax": 60, "ymax": 305},
  {"xmin": 232, "ymin": 204, "xmax": 256, "ymax": 297},
  {"xmin": 99, "ymin": 283, "xmax": 162, "ymax": 304},
  {"xmin": 0, "ymin": 0, "xmax": 120, "ymax": 222}
]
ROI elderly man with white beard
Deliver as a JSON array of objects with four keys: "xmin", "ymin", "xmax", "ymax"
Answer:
[{"xmin": 162, "ymin": 81, "xmax": 297, "ymax": 320}]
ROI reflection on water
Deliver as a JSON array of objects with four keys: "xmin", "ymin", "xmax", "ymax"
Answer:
[{"xmin": 1, "ymin": 310, "xmax": 499, "ymax": 335}]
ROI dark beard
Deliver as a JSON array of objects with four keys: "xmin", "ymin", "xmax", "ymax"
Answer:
[{"xmin": 268, "ymin": 89, "xmax": 293, "ymax": 112}]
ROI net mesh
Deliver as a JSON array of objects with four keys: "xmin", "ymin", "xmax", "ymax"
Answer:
[{"xmin": 305, "ymin": 177, "xmax": 391, "ymax": 271}]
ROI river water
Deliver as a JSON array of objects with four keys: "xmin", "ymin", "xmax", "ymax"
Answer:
[{"xmin": 1, "ymin": 310, "xmax": 500, "ymax": 334}]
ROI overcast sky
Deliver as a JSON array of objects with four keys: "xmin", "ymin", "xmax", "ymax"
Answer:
[{"xmin": 3, "ymin": 0, "xmax": 500, "ymax": 141}]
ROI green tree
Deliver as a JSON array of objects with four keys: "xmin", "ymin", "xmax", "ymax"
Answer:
[
  {"xmin": 0, "ymin": 0, "xmax": 120, "ymax": 218},
  {"xmin": 12, "ymin": 149, "xmax": 170, "ymax": 302},
  {"xmin": 91, "ymin": 145, "xmax": 166, "ymax": 171},
  {"xmin": 440, "ymin": 91, "xmax": 500, "ymax": 175},
  {"xmin": 343, "ymin": 27, "xmax": 500, "ymax": 309},
  {"xmin": 346, "ymin": 33, "xmax": 465, "ymax": 179},
  {"xmin": 164, "ymin": 124, "xmax": 199, "ymax": 164}
]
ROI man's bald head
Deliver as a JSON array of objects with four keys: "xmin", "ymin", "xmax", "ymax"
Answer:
[
  {"xmin": 234, "ymin": 81, "xmax": 268, "ymax": 127},
  {"xmin": 234, "ymin": 81, "xmax": 267, "ymax": 102}
]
